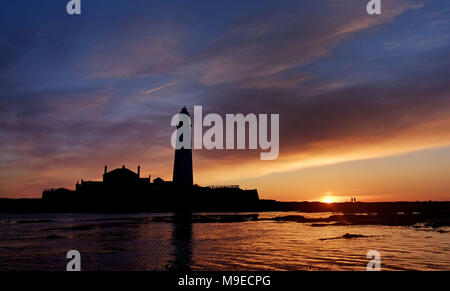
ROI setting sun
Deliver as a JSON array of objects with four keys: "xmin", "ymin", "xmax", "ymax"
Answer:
[{"xmin": 323, "ymin": 197, "xmax": 335, "ymax": 204}]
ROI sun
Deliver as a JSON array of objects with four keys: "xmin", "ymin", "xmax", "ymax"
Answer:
[{"xmin": 323, "ymin": 197, "xmax": 335, "ymax": 204}]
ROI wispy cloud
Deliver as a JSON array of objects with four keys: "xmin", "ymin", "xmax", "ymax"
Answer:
[{"xmin": 141, "ymin": 81, "xmax": 178, "ymax": 95}]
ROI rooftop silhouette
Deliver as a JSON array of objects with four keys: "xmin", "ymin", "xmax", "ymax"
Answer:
[{"xmin": 37, "ymin": 107, "xmax": 260, "ymax": 212}]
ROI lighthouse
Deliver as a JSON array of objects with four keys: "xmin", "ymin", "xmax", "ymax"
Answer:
[{"xmin": 173, "ymin": 107, "xmax": 193, "ymax": 186}]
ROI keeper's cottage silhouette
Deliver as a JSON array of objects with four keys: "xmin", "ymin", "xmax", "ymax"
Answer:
[{"xmin": 42, "ymin": 107, "xmax": 259, "ymax": 211}]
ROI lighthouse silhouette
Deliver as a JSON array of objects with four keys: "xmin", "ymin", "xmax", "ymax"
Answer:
[{"xmin": 173, "ymin": 107, "xmax": 193, "ymax": 186}]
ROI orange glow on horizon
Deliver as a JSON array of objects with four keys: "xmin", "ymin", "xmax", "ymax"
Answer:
[{"xmin": 323, "ymin": 197, "xmax": 335, "ymax": 204}]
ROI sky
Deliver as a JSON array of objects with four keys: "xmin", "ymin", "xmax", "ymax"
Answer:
[{"xmin": 0, "ymin": 0, "xmax": 449, "ymax": 202}]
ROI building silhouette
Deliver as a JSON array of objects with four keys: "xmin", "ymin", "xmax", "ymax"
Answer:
[
  {"xmin": 41, "ymin": 107, "xmax": 259, "ymax": 212},
  {"xmin": 173, "ymin": 107, "xmax": 193, "ymax": 186}
]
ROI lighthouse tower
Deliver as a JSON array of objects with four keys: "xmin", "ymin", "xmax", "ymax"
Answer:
[{"xmin": 173, "ymin": 107, "xmax": 193, "ymax": 186}]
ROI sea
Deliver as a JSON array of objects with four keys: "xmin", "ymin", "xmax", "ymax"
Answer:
[{"xmin": 0, "ymin": 212, "xmax": 448, "ymax": 271}]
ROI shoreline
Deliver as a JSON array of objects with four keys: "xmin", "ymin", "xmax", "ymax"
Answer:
[{"xmin": 0, "ymin": 199, "xmax": 449, "ymax": 214}]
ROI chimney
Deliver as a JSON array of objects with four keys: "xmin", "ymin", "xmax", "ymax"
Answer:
[
  {"xmin": 137, "ymin": 166, "xmax": 140, "ymax": 178},
  {"xmin": 104, "ymin": 165, "xmax": 107, "ymax": 175}
]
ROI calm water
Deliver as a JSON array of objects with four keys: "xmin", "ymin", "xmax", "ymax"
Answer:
[{"xmin": 0, "ymin": 212, "xmax": 448, "ymax": 271}]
